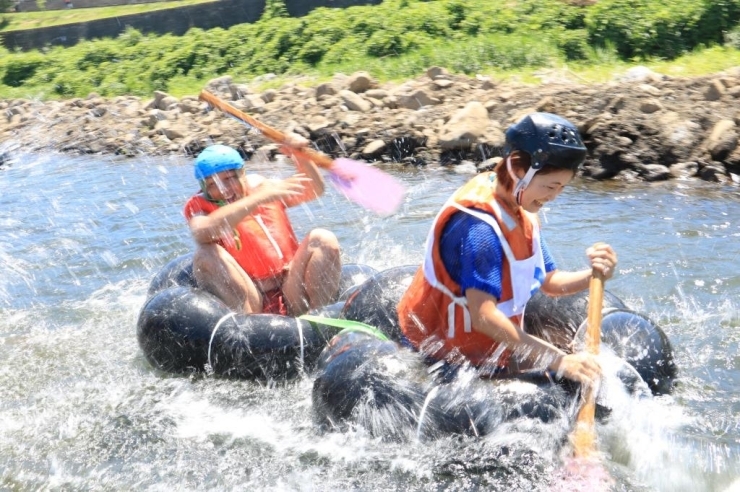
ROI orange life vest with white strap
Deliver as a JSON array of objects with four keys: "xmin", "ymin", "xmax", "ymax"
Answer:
[
  {"xmin": 183, "ymin": 176, "xmax": 299, "ymax": 281},
  {"xmin": 397, "ymin": 172, "xmax": 546, "ymax": 367}
]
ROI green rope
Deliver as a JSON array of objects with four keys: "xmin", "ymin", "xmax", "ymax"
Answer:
[{"xmin": 298, "ymin": 314, "xmax": 389, "ymax": 342}]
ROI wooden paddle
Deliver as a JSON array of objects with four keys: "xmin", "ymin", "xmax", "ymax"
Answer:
[
  {"xmin": 549, "ymin": 269, "xmax": 615, "ymax": 490},
  {"xmin": 570, "ymin": 269, "xmax": 605, "ymax": 458},
  {"xmin": 199, "ymin": 90, "xmax": 406, "ymax": 217}
]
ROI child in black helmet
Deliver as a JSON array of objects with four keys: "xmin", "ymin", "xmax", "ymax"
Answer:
[{"xmin": 398, "ymin": 112, "xmax": 617, "ymax": 386}]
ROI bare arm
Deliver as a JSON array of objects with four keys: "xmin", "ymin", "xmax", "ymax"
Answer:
[
  {"xmin": 189, "ymin": 177, "xmax": 309, "ymax": 245},
  {"xmin": 540, "ymin": 242, "xmax": 618, "ymax": 297},
  {"xmin": 467, "ymin": 288, "xmax": 601, "ymax": 385},
  {"xmin": 540, "ymin": 268, "xmax": 592, "ymax": 296},
  {"xmin": 278, "ymin": 136, "xmax": 326, "ymax": 207}
]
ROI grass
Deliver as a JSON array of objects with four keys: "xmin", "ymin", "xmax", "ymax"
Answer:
[
  {"xmin": 648, "ymin": 46, "xmax": 740, "ymax": 78},
  {"xmin": 217, "ymin": 45, "xmax": 740, "ymax": 99},
  {"xmin": 0, "ymin": 0, "xmax": 218, "ymax": 32},
  {"xmin": 559, "ymin": 46, "xmax": 740, "ymax": 84}
]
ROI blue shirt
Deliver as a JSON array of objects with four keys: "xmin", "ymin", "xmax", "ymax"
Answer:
[{"xmin": 439, "ymin": 210, "xmax": 557, "ymax": 301}]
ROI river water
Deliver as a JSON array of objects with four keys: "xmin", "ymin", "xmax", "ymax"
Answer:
[{"xmin": 1, "ymin": 151, "xmax": 739, "ymax": 491}]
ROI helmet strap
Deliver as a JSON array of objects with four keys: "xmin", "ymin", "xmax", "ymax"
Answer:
[
  {"xmin": 198, "ymin": 179, "xmax": 209, "ymax": 196},
  {"xmin": 507, "ymin": 156, "xmax": 539, "ymax": 206},
  {"xmin": 198, "ymin": 180, "xmax": 227, "ymax": 206}
]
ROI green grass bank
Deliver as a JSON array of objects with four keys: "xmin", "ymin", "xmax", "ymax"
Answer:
[
  {"xmin": 3, "ymin": 0, "xmax": 740, "ymax": 99},
  {"xmin": 0, "ymin": 0, "xmax": 218, "ymax": 32}
]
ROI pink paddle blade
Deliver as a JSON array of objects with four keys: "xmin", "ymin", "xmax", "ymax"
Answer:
[
  {"xmin": 327, "ymin": 158, "xmax": 405, "ymax": 216},
  {"xmin": 548, "ymin": 456, "xmax": 613, "ymax": 491}
]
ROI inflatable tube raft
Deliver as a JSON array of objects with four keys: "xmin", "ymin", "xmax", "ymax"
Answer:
[
  {"xmin": 340, "ymin": 264, "xmax": 417, "ymax": 341},
  {"xmin": 312, "ymin": 329, "xmax": 584, "ymax": 438},
  {"xmin": 524, "ymin": 290, "xmax": 678, "ymax": 395},
  {"xmin": 313, "ymin": 267, "xmax": 678, "ymax": 436},
  {"xmin": 136, "ymin": 253, "xmax": 377, "ymax": 380}
]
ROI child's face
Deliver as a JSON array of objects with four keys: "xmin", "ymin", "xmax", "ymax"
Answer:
[{"xmin": 519, "ymin": 169, "xmax": 575, "ymax": 213}]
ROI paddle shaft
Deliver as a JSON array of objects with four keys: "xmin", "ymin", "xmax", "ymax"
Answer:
[
  {"xmin": 199, "ymin": 90, "xmax": 335, "ymax": 170},
  {"xmin": 199, "ymin": 89, "xmax": 406, "ymax": 217},
  {"xmin": 572, "ymin": 270, "xmax": 605, "ymax": 458}
]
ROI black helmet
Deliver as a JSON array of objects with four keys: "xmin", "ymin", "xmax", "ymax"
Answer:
[{"xmin": 504, "ymin": 112, "xmax": 586, "ymax": 171}]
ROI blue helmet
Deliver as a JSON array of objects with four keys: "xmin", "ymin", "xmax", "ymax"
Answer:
[
  {"xmin": 504, "ymin": 112, "xmax": 586, "ymax": 171},
  {"xmin": 194, "ymin": 145, "xmax": 243, "ymax": 181}
]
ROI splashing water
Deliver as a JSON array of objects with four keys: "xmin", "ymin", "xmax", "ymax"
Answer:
[{"xmin": 0, "ymin": 151, "xmax": 739, "ymax": 490}]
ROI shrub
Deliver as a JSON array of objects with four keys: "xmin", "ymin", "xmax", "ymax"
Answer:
[
  {"xmin": 584, "ymin": 0, "xmax": 740, "ymax": 59},
  {"xmin": 52, "ymin": 71, "xmax": 94, "ymax": 97},
  {"xmin": 1, "ymin": 53, "xmax": 45, "ymax": 87},
  {"xmin": 699, "ymin": 0, "xmax": 740, "ymax": 46},
  {"xmin": 445, "ymin": 0, "xmax": 469, "ymax": 31},
  {"xmin": 557, "ymin": 29, "xmax": 591, "ymax": 61},
  {"xmin": 76, "ymin": 39, "xmax": 119, "ymax": 71},
  {"xmin": 319, "ymin": 35, "xmax": 366, "ymax": 67},
  {"xmin": 366, "ymin": 31, "xmax": 407, "ymax": 57},
  {"xmin": 725, "ymin": 24, "xmax": 740, "ymax": 48},
  {"xmin": 118, "ymin": 26, "xmax": 143, "ymax": 47},
  {"xmin": 298, "ymin": 37, "xmax": 330, "ymax": 65}
]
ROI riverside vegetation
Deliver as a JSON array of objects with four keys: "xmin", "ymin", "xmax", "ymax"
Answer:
[
  {"xmin": 3, "ymin": 0, "xmax": 740, "ymax": 98},
  {"xmin": 2, "ymin": 0, "xmax": 740, "ymax": 184}
]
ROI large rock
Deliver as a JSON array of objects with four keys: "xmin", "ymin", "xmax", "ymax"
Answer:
[
  {"xmin": 204, "ymin": 75, "xmax": 233, "ymax": 97},
  {"xmin": 438, "ymin": 101, "xmax": 490, "ymax": 150},
  {"xmin": 346, "ymin": 71, "xmax": 375, "ymax": 93},
  {"xmin": 395, "ymin": 89, "xmax": 441, "ymax": 110},
  {"xmin": 339, "ymin": 90, "xmax": 372, "ymax": 112},
  {"xmin": 705, "ymin": 120, "xmax": 738, "ymax": 161}
]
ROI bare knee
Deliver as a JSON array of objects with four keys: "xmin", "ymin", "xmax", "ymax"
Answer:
[
  {"xmin": 192, "ymin": 243, "xmax": 227, "ymax": 283},
  {"xmin": 305, "ymin": 228, "xmax": 341, "ymax": 273},
  {"xmin": 306, "ymin": 228, "xmax": 340, "ymax": 254},
  {"xmin": 192, "ymin": 244, "xmax": 261, "ymax": 314}
]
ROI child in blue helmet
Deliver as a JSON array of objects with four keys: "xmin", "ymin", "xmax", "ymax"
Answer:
[
  {"xmin": 398, "ymin": 112, "xmax": 617, "ymax": 387},
  {"xmin": 184, "ymin": 141, "xmax": 341, "ymax": 317}
]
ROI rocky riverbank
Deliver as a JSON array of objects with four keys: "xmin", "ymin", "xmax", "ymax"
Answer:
[{"xmin": 2, "ymin": 66, "xmax": 740, "ymax": 184}]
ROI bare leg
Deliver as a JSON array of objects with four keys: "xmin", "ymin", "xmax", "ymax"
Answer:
[
  {"xmin": 192, "ymin": 243, "xmax": 263, "ymax": 314},
  {"xmin": 282, "ymin": 228, "xmax": 341, "ymax": 316}
]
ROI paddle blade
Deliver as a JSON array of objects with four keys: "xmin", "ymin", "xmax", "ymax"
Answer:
[
  {"xmin": 549, "ymin": 455, "xmax": 613, "ymax": 491},
  {"xmin": 328, "ymin": 158, "xmax": 405, "ymax": 217}
]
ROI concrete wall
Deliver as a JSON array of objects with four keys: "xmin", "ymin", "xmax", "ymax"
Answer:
[
  {"xmin": 285, "ymin": 0, "xmax": 381, "ymax": 17},
  {"xmin": 12, "ymin": 0, "xmax": 362, "ymax": 11},
  {"xmin": 2, "ymin": 0, "xmax": 384, "ymax": 51},
  {"xmin": 51, "ymin": 0, "xmax": 172, "ymax": 9},
  {"xmin": 3, "ymin": 0, "xmax": 264, "ymax": 50},
  {"xmin": 13, "ymin": 0, "xmax": 172, "ymax": 12},
  {"xmin": 13, "ymin": 0, "xmax": 41, "ymax": 12}
]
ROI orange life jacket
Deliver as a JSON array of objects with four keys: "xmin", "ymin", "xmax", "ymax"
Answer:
[
  {"xmin": 397, "ymin": 172, "xmax": 545, "ymax": 368},
  {"xmin": 183, "ymin": 175, "xmax": 299, "ymax": 281}
]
